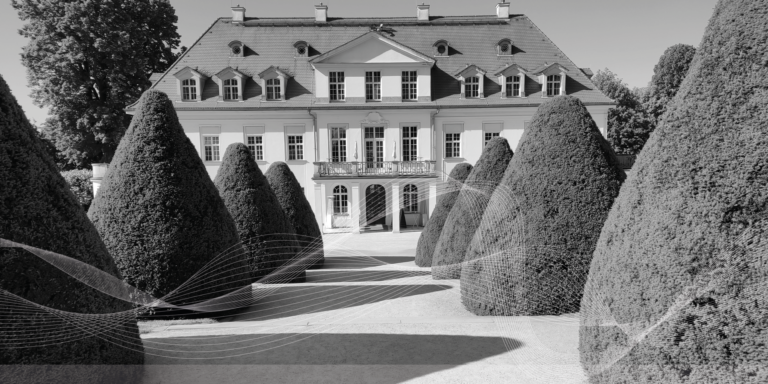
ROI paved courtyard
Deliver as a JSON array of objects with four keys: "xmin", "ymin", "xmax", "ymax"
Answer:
[{"xmin": 140, "ymin": 230, "xmax": 586, "ymax": 384}]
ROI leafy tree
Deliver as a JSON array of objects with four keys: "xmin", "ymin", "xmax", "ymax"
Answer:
[
  {"xmin": 12, "ymin": 0, "xmax": 181, "ymax": 169},
  {"xmin": 592, "ymin": 69, "xmax": 654, "ymax": 155},
  {"xmin": 580, "ymin": 1, "xmax": 768, "ymax": 382},
  {"xmin": 266, "ymin": 162, "xmax": 325, "ymax": 269},
  {"xmin": 644, "ymin": 44, "xmax": 697, "ymax": 126},
  {"xmin": 215, "ymin": 144, "xmax": 303, "ymax": 282},
  {"xmin": 0, "ymin": 73, "xmax": 143, "ymax": 383},
  {"xmin": 61, "ymin": 169, "xmax": 93, "ymax": 210},
  {"xmin": 432, "ymin": 137, "xmax": 513, "ymax": 279},
  {"xmin": 460, "ymin": 96, "xmax": 625, "ymax": 316},
  {"xmin": 415, "ymin": 163, "xmax": 473, "ymax": 267},
  {"xmin": 88, "ymin": 90, "xmax": 249, "ymax": 307}
]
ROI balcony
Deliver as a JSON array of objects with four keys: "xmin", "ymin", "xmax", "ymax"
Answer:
[{"xmin": 313, "ymin": 161, "xmax": 437, "ymax": 178}]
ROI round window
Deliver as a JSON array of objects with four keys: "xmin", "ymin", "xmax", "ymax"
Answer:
[
  {"xmin": 297, "ymin": 46, "xmax": 306, "ymax": 56},
  {"xmin": 231, "ymin": 46, "xmax": 242, "ymax": 55},
  {"xmin": 500, "ymin": 43, "xmax": 510, "ymax": 54},
  {"xmin": 436, "ymin": 44, "xmax": 447, "ymax": 55}
]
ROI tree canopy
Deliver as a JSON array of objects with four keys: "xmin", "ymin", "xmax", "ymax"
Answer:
[
  {"xmin": 580, "ymin": 1, "xmax": 768, "ymax": 382},
  {"xmin": 12, "ymin": 0, "xmax": 182, "ymax": 169},
  {"xmin": 591, "ymin": 69, "xmax": 653, "ymax": 155}
]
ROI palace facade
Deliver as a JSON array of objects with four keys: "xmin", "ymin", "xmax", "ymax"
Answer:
[{"xmin": 124, "ymin": 3, "xmax": 614, "ymax": 234}]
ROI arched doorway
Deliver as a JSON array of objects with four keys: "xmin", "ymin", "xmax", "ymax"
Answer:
[{"xmin": 365, "ymin": 184, "xmax": 387, "ymax": 228}]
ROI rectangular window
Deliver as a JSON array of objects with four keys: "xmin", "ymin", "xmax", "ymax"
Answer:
[
  {"xmin": 182, "ymin": 79, "xmax": 197, "ymax": 101},
  {"xmin": 484, "ymin": 132, "xmax": 500, "ymax": 146},
  {"xmin": 330, "ymin": 127, "xmax": 347, "ymax": 162},
  {"xmin": 287, "ymin": 135, "xmax": 303, "ymax": 161},
  {"xmin": 403, "ymin": 185, "xmax": 419, "ymax": 213},
  {"xmin": 246, "ymin": 135, "xmax": 263, "ymax": 161},
  {"xmin": 224, "ymin": 78, "xmax": 239, "ymax": 100},
  {"xmin": 203, "ymin": 135, "xmax": 220, "ymax": 162},
  {"xmin": 401, "ymin": 71, "xmax": 417, "ymax": 101},
  {"xmin": 547, "ymin": 75, "xmax": 561, "ymax": 96},
  {"xmin": 329, "ymin": 72, "xmax": 345, "ymax": 101},
  {"xmin": 506, "ymin": 76, "xmax": 520, "ymax": 97},
  {"xmin": 266, "ymin": 78, "xmax": 281, "ymax": 100},
  {"xmin": 365, "ymin": 71, "xmax": 381, "ymax": 101},
  {"xmin": 465, "ymin": 76, "xmax": 479, "ymax": 98},
  {"xmin": 402, "ymin": 126, "xmax": 418, "ymax": 162},
  {"xmin": 445, "ymin": 133, "xmax": 461, "ymax": 158}
]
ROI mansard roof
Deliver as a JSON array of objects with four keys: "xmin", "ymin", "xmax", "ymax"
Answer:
[{"xmin": 135, "ymin": 14, "xmax": 613, "ymax": 111}]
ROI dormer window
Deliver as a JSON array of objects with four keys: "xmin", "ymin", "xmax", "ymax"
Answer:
[
  {"xmin": 229, "ymin": 40, "xmax": 244, "ymax": 58},
  {"xmin": 497, "ymin": 39, "xmax": 513, "ymax": 56},
  {"xmin": 495, "ymin": 64, "xmax": 527, "ymax": 98},
  {"xmin": 174, "ymin": 67, "xmax": 206, "ymax": 102},
  {"xmin": 547, "ymin": 75, "xmax": 562, "ymax": 96},
  {"xmin": 258, "ymin": 66, "xmax": 290, "ymax": 102},
  {"xmin": 182, "ymin": 79, "xmax": 197, "ymax": 101},
  {"xmin": 533, "ymin": 63, "xmax": 567, "ymax": 98},
  {"xmin": 506, "ymin": 76, "xmax": 521, "ymax": 97},
  {"xmin": 433, "ymin": 40, "xmax": 449, "ymax": 57},
  {"xmin": 455, "ymin": 65, "xmax": 486, "ymax": 99},
  {"xmin": 294, "ymin": 41, "xmax": 309, "ymax": 58},
  {"xmin": 213, "ymin": 67, "xmax": 247, "ymax": 102},
  {"xmin": 266, "ymin": 78, "xmax": 281, "ymax": 100}
]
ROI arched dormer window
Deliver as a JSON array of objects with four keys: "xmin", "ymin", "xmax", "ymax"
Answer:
[
  {"xmin": 228, "ymin": 40, "xmax": 244, "ymax": 58},
  {"xmin": 455, "ymin": 64, "xmax": 486, "ymax": 99},
  {"xmin": 294, "ymin": 41, "xmax": 309, "ymax": 57},
  {"xmin": 173, "ymin": 67, "xmax": 206, "ymax": 102},
  {"xmin": 433, "ymin": 40, "xmax": 449, "ymax": 57},
  {"xmin": 497, "ymin": 39, "xmax": 513, "ymax": 56},
  {"xmin": 495, "ymin": 64, "xmax": 527, "ymax": 98},
  {"xmin": 182, "ymin": 79, "xmax": 197, "ymax": 101},
  {"xmin": 213, "ymin": 67, "xmax": 247, "ymax": 102},
  {"xmin": 532, "ymin": 63, "xmax": 568, "ymax": 98}
]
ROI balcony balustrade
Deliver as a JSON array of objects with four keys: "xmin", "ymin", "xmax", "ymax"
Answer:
[{"xmin": 313, "ymin": 161, "xmax": 437, "ymax": 178}]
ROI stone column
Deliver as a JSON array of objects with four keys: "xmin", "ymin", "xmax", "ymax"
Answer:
[
  {"xmin": 391, "ymin": 182, "xmax": 401, "ymax": 233},
  {"xmin": 314, "ymin": 183, "xmax": 323, "ymax": 230},
  {"xmin": 351, "ymin": 182, "xmax": 361, "ymax": 234}
]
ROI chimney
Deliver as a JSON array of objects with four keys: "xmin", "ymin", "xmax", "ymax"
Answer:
[
  {"xmin": 496, "ymin": 1, "xmax": 510, "ymax": 19},
  {"xmin": 417, "ymin": 3, "xmax": 430, "ymax": 21},
  {"xmin": 315, "ymin": 3, "xmax": 328, "ymax": 22},
  {"xmin": 231, "ymin": 5, "xmax": 246, "ymax": 24}
]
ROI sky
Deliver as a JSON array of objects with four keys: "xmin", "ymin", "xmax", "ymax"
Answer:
[{"xmin": 1, "ymin": 0, "xmax": 719, "ymax": 125}]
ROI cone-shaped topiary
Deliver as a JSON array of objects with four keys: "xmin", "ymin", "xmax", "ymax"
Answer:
[
  {"xmin": 432, "ymin": 137, "xmax": 513, "ymax": 279},
  {"xmin": 415, "ymin": 163, "xmax": 473, "ymax": 267},
  {"xmin": 88, "ymin": 90, "xmax": 249, "ymax": 307},
  {"xmin": 265, "ymin": 161, "xmax": 324, "ymax": 269},
  {"xmin": 214, "ymin": 143, "xmax": 303, "ymax": 282},
  {"xmin": 580, "ymin": 1, "xmax": 768, "ymax": 382},
  {"xmin": 460, "ymin": 96, "xmax": 625, "ymax": 316},
  {"xmin": 0, "ymin": 74, "xmax": 143, "ymax": 383}
]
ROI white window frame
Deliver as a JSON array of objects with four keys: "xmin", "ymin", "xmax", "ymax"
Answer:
[
  {"xmin": 246, "ymin": 134, "xmax": 263, "ymax": 161},
  {"xmin": 465, "ymin": 76, "xmax": 479, "ymax": 98},
  {"xmin": 333, "ymin": 185, "xmax": 349, "ymax": 215},
  {"xmin": 329, "ymin": 72, "xmax": 345, "ymax": 101},
  {"xmin": 224, "ymin": 78, "xmax": 239, "ymax": 101},
  {"xmin": 401, "ymin": 71, "xmax": 417, "ymax": 101},
  {"xmin": 330, "ymin": 126, "xmax": 347, "ymax": 162},
  {"xmin": 445, "ymin": 133, "xmax": 461, "ymax": 158},
  {"xmin": 202, "ymin": 135, "xmax": 220, "ymax": 162},
  {"xmin": 365, "ymin": 71, "xmax": 381, "ymax": 101},
  {"xmin": 287, "ymin": 134, "xmax": 304, "ymax": 161},
  {"xmin": 547, "ymin": 75, "xmax": 562, "ymax": 97},
  {"xmin": 506, "ymin": 75, "xmax": 521, "ymax": 98},
  {"xmin": 266, "ymin": 78, "xmax": 282, "ymax": 100},
  {"xmin": 403, "ymin": 184, "xmax": 419, "ymax": 213},
  {"xmin": 484, "ymin": 132, "xmax": 500, "ymax": 146},
  {"xmin": 402, "ymin": 126, "xmax": 418, "ymax": 162},
  {"xmin": 182, "ymin": 79, "xmax": 197, "ymax": 101}
]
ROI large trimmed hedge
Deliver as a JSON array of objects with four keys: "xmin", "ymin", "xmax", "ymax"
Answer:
[
  {"xmin": 580, "ymin": 1, "xmax": 768, "ymax": 382},
  {"xmin": 460, "ymin": 96, "xmax": 625, "ymax": 316},
  {"xmin": 89, "ymin": 90, "xmax": 249, "ymax": 307},
  {"xmin": 0, "ymin": 74, "xmax": 143, "ymax": 383},
  {"xmin": 432, "ymin": 137, "xmax": 513, "ymax": 279},
  {"xmin": 265, "ymin": 162, "xmax": 324, "ymax": 269},
  {"xmin": 414, "ymin": 163, "xmax": 473, "ymax": 267},
  {"xmin": 214, "ymin": 143, "xmax": 303, "ymax": 282}
]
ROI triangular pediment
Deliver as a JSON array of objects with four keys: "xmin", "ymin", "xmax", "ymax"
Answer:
[
  {"xmin": 531, "ymin": 62, "xmax": 568, "ymax": 76},
  {"xmin": 454, "ymin": 64, "xmax": 486, "ymax": 79},
  {"xmin": 173, "ymin": 66, "xmax": 205, "ymax": 80},
  {"xmin": 311, "ymin": 32, "xmax": 434, "ymax": 65},
  {"xmin": 494, "ymin": 64, "xmax": 527, "ymax": 77}
]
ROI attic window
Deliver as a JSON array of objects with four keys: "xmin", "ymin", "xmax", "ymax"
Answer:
[
  {"xmin": 228, "ymin": 40, "xmax": 244, "ymax": 58},
  {"xmin": 433, "ymin": 40, "xmax": 449, "ymax": 57},
  {"xmin": 497, "ymin": 39, "xmax": 513, "ymax": 56},
  {"xmin": 294, "ymin": 41, "xmax": 309, "ymax": 58}
]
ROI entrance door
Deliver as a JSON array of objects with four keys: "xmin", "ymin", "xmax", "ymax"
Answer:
[
  {"xmin": 364, "ymin": 127, "xmax": 385, "ymax": 175},
  {"xmin": 365, "ymin": 184, "xmax": 387, "ymax": 227}
]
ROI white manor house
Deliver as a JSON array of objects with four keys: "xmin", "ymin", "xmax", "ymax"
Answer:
[{"xmin": 119, "ymin": 2, "xmax": 614, "ymax": 234}]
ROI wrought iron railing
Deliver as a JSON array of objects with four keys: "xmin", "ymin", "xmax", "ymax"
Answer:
[{"xmin": 313, "ymin": 161, "xmax": 436, "ymax": 178}]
